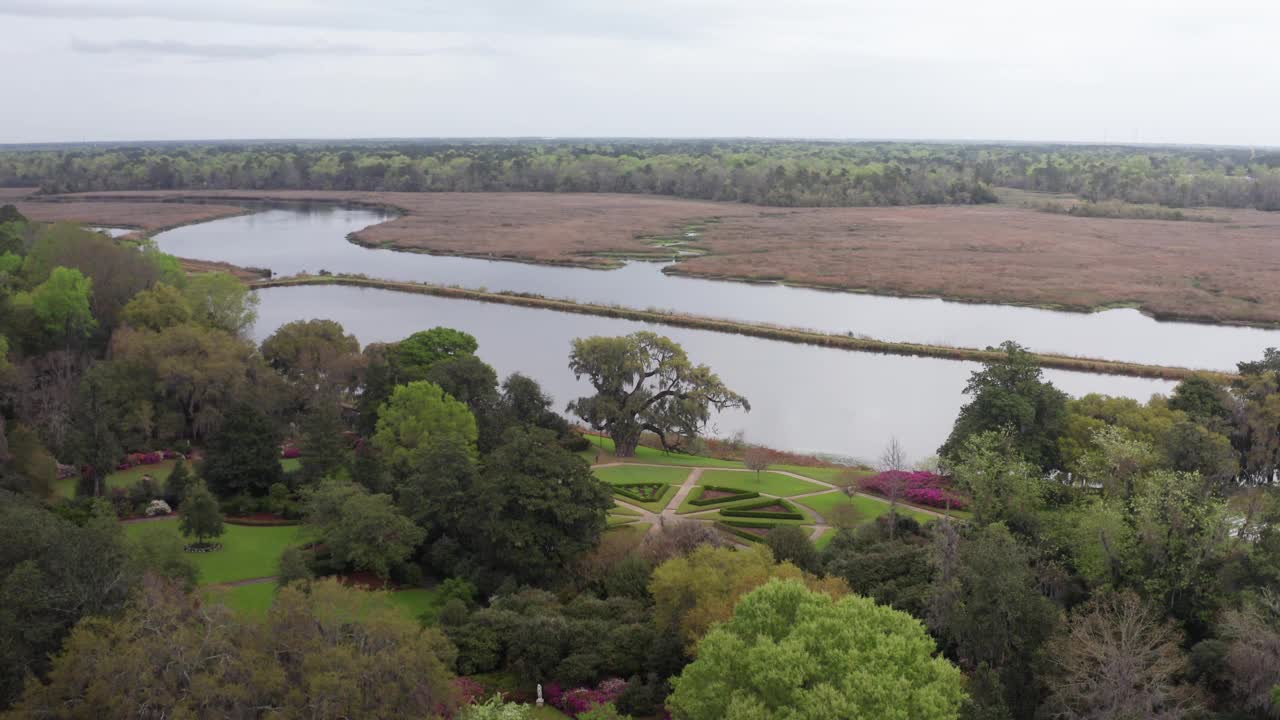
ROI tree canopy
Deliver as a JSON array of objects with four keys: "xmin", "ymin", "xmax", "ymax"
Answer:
[
  {"xmin": 667, "ymin": 579, "xmax": 965, "ymax": 720},
  {"xmin": 373, "ymin": 380, "xmax": 478, "ymax": 478},
  {"xmin": 568, "ymin": 332, "xmax": 748, "ymax": 457},
  {"xmin": 940, "ymin": 341, "xmax": 1068, "ymax": 470}
]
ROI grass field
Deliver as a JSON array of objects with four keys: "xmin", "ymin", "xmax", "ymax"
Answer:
[
  {"xmin": 57, "ymin": 457, "xmax": 303, "ymax": 499},
  {"xmin": 696, "ymin": 470, "xmax": 825, "ymax": 497},
  {"xmin": 54, "ymin": 459, "xmax": 179, "ymax": 499},
  {"xmin": 593, "ymin": 465, "xmax": 692, "ymax": 485},
  {"xmin": 206, "ymin": 583, "xmax": 446, "ymax": 621},
  {"xmin": 793, "ymin": 490, "xmax": 938, "ymax": 525},
  {"xmin": 204, "ymin": 582, "xmax": 277, "ymax": 615},
  {"xmin": 126, "ymin": 519, "xmax": 308, "ymax": 585}
]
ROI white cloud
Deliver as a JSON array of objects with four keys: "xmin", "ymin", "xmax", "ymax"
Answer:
[{"xmin": 1, "ymin": 0, "xmax": 1277, "ymax": 145}]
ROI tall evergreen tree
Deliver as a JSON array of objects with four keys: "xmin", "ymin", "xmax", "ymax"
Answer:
[
  {"xmin": 299, "ymin": 400, "xmax": 347, "ymax": 483},
  {"xmin": 201, "ymin": 403, "xmax": 282, "ymax": 497}
]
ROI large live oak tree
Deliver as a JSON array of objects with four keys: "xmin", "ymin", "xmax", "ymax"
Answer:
[{"xmin": 567, "ymin": 332, "xmax": 748, "ymax": 457}]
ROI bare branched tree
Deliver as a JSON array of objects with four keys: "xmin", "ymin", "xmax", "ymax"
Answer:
[
  {"xmin": 639, "ymin": 518, "xmax": 724, "ymax": 565},
  {"xmin": 742, "ymin": 446, "xmax": 770, "ymax": 483},
  {"xmin": 1046, "ymin": 591, "xmax": 1205, "ymax": 720},
  {"xmin": 879, "ymin": 436, "xmax": 907, "ymax": 472}
]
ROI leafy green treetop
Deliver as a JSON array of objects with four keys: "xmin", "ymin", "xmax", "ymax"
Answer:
[
  {"xmin": 178, "ymin": 481, "xmax": 224, "ymax": 548},
  {"xmin": 668, "ymin": 579, "xmax": 965, "ymax": 720},
  {"xmin": 567, "ymin": 332, "xmax": 748, "ymax": 457}
]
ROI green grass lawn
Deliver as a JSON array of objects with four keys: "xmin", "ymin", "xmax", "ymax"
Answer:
[
  {"xmin": 696, "ymin": 469, "xmax": 826, "ymax": 497},
  {"xmin": 777, "ymin": 464, "xmax": 870, "ymax": 485},
  {"xmin": 204, "ymin": 582, "xmax": 278, "ymax": 615},
  {"xmin": 126, "ymin": 519, "xmax": 309, "ymax": 585},
  {"xmin": 204, "ymin": 582, "xmax": 445, "ymax": 622},
  {"xmin": 54, "ymin": 459, "xmax": 179, "ymax": 499},
  {"xmin": 815, "ymin": 530, "xmax": 837, "ymax": 551},
  {"xmin": 793, "ymin": 490, "xmax": 938, "ymax": 525},
  {"xmin": 58, "ymin": 457, "xmax": 303, "ymax": 499},
  {"xmin": 608, "ymin": 515, "xmax": 639, "ymax": 527},
  {"xmin": 593, "ymin": 465, "xmax": 692, "ymax": 485},
  {"xmin": 610, "ymin": 503, "xmax": 641, "ymax": 516}
]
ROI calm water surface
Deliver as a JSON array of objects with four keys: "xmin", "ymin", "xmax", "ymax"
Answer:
[
  {"xmin": 155, "ymin": 203, "xmax": 1280, "ymax": 372},
  {"xmin": 252, "ymin": 285, "xmax": 1174, "ymax": 462}
]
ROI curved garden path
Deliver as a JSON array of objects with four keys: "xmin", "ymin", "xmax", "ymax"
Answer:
[{"xmin": 595, "ymin": 462, "xmax": 949, "ymax": 546}]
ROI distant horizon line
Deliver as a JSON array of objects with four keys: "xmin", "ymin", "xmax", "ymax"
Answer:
[{"xmin": 1, "ymin": 135, "xmax": 1277, "ymax": 152}]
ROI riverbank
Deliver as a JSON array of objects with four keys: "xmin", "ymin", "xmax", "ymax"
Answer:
[
  {"xmin": 32, "ymin": 189, "xmax": 1280, "ymax": 329},
  {"xmin": 251, "ymin": 274, "xmax": 1234, "ymax": 382}
]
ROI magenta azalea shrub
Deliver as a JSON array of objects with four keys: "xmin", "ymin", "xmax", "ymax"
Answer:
[
  {"xmin": 452, "ymin": 676, "xmax": 485, "ymax": 705},
  {"xmin": 281, "ymin": 446, "xmax": 301, "ymax": 459},
  {"xmin": 861, "ymin": 470, "xmax": 968, "ymax": 511},
  {"xmin": 548, "ymin": 679, "xmax": 628, "ymax": 717}
]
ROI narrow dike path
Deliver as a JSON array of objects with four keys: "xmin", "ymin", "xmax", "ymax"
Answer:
[{"xmin": 253, "ymin": 275, "xmax": 1230, "ymax": 383}]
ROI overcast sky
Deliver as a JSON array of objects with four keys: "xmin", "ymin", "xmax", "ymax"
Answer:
[{"xmin": 3, "ymin": 0, "xmax": 1278, "ymax": 146}]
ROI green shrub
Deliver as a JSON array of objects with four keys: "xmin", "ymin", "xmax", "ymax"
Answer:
[{"xmin": 714, "ymin": 522, "xmax": 767, "ymax": 543}]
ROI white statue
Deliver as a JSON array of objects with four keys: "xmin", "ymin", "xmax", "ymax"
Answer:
[{"xmin": 536, "ymin": 683, "xmax": 544, "ymax": 707}]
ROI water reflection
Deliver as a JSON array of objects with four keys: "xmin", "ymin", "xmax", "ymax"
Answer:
[{"xmin": 252, "ymin": 285, "xmax": 1175, "ymax": 462}]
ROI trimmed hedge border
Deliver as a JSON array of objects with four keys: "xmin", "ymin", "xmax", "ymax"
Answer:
[
  {"xmin": 223, "ymin": 517, "xmax": 301, "ymax": 527},
  {"xmin": 720, "ymin": 499, "xmax": 805, "ymax": 521},
  {"xmin": 714, "ymin": 522, "xmax": 766, "ymax": 543},
  {"xmin": 688, "ymin": 486, "xmax": 761, "ymax": 506},
  {"xmin": 612, "ymin": 482, "xmax": 668, "ymax": 503}
]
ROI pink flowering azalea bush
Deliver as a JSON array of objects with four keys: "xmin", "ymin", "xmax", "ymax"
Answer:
[
  {"xmin": 546, "ymin": 679, "xmax": 628, "ymax": 717},
  {"xmin": 281, "ymin": 445, "xmax": 301, "ymax": 459},
  {"xmin": 861, "ymin": 471, "xmax": 968, "ymax": 511},
  {"xmin": 452, "ymin": 676, "xmax": 485, "ymax": 705}
]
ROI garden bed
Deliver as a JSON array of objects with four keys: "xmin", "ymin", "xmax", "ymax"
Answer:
[
  {"xmin": 611, "ymin": 482, "xmax": 669, "ymax": 503},
  {"xmin": 688, "ymin": 485, "xmax": 760, "ymax": 506},
  {"xmin": 224, "ymin": 513, "xmax": 299, "ymax": 527},
  {"xmin": 720, "ymin": 498, "xmax": 805, "ymax": 521}
]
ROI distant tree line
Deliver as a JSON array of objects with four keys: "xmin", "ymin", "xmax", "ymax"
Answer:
[{"xmin": 2, "ymin": 140, "xmax": 1279, "ymax": 209}]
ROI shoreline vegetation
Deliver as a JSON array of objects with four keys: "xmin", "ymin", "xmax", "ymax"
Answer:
[{"xmin": 249, "ymin": 273, "xmax": 1236, "ymax": 382}]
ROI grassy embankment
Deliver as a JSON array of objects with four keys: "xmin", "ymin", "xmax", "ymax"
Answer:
[{"xmin": 254, "ymin": 275, "xmax": 1233, "ymax": 382}]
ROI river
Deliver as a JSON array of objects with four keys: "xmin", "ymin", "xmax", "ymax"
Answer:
[
  {"xmin": 153, "ymin": 202, "xmax": 1198, "ymax": 461},
  {"xmin": 152, "ymin": 202, "xmax": 1280, "ymax": 373}
]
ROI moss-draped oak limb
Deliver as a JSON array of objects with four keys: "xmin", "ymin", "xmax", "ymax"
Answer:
[{"xmin": 249, "ymin": 274, "xmax": 1238, "ymax": 383}]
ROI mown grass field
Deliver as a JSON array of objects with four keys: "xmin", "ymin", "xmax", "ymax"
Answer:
[
  {"xmin": 126, "ymin": 519, "xmax": 308, "ymax": 585},
  {"xmin": 793, "ymin": 490, "xmax": 939, "ymax": 525},
  {"xmin": 593, "ymin": 464, "xmax": 692, "ymax": 485},
  {"xmin": 58, "ymin": 457, "xmax": 302, "ymax": 499},
  {"xmin": 696, "ymin": 469, "xmax": 825, "ymax": 497},
  {"xmin": 54, "ymin": 460, "xmax": 179, "ymax": 499}
]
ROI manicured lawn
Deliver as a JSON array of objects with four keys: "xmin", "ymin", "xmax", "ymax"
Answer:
[
  {"xmin": 58, "ymin": 457, "xmax": 302, "ymax": 499},
  {"xmin": 126, "ymin": 519, "xmax": 309, "ymax": 585},
  {"xmin": 54, "ymin": 459, "xmax": 179, "ymax": 499},
  {"xmin": 697, "ymin": 469, "xmax": 825, "ymax": 497},
  {"xmin": 531, "ymin": 706, "xmax": 571, "ymax": 719},
  {"xmin": 204, "ymin": 583, "xmax": 446, "ymax": 622},
  {"xmin": 204, "ymin": 582, "xmax": 277, "ymax": 615},
  {"xmin": 610, "ymin": 503, "xmax": 641, "ymax": 516},
  {"xmin": 778, "ymin": 464, "xmax": 870, "ymax": 485},
  {"xmin": 608, "ymin": 515, "xmax": 639, "ymax": 527},
  {"xmin": 815, "ymin": 530, "xmax": 838, "ymax": 551},
  {"xmin": 793, "ymin": 491, "xmax": 938, "ymax": 525},
  {"xmin": 593, "ymin": 465, "xmax": 692, "ymax": 485}
]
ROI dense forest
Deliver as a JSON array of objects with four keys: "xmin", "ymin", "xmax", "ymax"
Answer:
[
  {"xmin": 3, "ymin": 140, "xmax": 1280, "ymax": 209},
  {"xmin": 0, "ymin": 205, "xmax": 1279, "ymax": 719}
]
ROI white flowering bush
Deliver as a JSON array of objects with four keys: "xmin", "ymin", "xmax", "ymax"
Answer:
[{"xmin": 145, "ymin": 499, "xmax": 172, "ymax": 517}]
